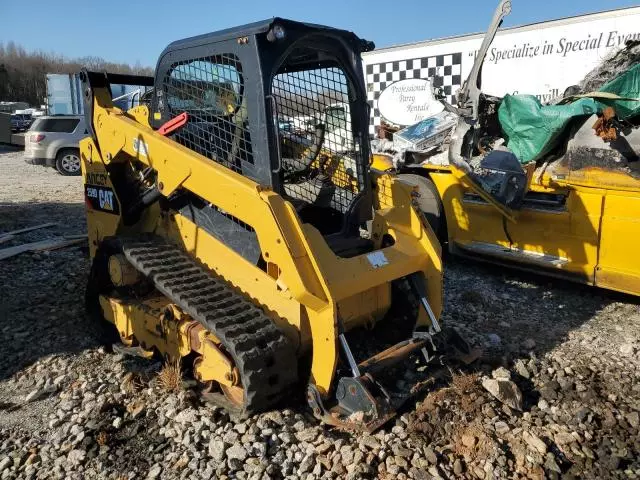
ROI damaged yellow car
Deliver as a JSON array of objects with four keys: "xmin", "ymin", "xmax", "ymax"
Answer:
[{"xmin": 375, "ymin": 0, "xmax": 640, "ymax": 296}]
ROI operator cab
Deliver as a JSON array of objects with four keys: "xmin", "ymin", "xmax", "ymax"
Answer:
[{"xmin": 151, "ymin": 19, "xmax": 375, "ymax": 257}]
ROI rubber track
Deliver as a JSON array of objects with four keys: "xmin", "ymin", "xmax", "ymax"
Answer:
[{"xmin": 120, "ymin": 237, "xmax": 298, "ymax": 415}]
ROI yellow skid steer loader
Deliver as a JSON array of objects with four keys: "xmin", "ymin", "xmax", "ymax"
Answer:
[{"xmin": 80, "ymin": 19, "xmax": 450, "ymax": 430}]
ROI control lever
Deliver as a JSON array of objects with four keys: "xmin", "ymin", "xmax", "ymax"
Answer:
[{"xmin": 157, "ymin": 112, "xmax": 188, "ymax": 136}]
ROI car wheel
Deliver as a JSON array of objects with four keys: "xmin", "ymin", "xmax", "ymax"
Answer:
[
  {"xmin": 55, "ymin": 149, "xmax": 82, "ymax": 176},
  {"xmin": 398, "ymin": 173, "xmax": 446, "ymax": 243}
]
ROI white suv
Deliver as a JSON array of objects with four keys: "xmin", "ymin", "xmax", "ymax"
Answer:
[{"xmin": 24, "ymin": 115, "xmax": 88, "ymax": 176}]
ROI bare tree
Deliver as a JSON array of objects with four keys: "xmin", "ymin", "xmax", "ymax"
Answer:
[{"xmin": 0, "ymin": 42, "xmax": 153, "ymax": 106}]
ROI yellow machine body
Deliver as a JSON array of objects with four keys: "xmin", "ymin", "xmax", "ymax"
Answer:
[
  {"xmin": 82, "ymin": 79, "xmax": 443, "ymax": 428},
  {"xmin": 80, "ymin": 20, "xmax": 449, "ymax": 429},
  {"xmin": 372, "ymin": 153, "xmax": 640, "ymax": 296}
]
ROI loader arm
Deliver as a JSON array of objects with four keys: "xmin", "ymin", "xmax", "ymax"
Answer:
[{"xmin": 82, "ymin": 73, "xmax": 331, "ymax": 308}]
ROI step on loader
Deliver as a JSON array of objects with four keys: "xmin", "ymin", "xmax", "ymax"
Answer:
[{"xmin": 80, "ymin": 19, "xmax": 453, "ymax": 431}]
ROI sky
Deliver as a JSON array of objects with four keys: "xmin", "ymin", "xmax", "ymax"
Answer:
[{"xmin": 1, "ymin": 0, "xmax": 638, "ymax": 67}]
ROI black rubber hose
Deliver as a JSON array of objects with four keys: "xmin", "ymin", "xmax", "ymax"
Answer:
[{"xmin": 124, "ymin": 186, "xmax": 162, "ymax": 225}]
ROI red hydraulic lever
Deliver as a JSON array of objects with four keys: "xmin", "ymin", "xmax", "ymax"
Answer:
[{"xmin": 157, "ymin": 112, "xmax": 188, "ymax": 136}]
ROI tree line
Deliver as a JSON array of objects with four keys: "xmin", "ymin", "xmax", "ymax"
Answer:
[{"xmin": 0, "ymin": 41, "xmax": 153, "ymax": 107}]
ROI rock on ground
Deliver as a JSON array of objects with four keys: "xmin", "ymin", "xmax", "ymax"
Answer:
[{"xmin": 1, "ymin": 147, "xmax": 639, "ymax": 479}]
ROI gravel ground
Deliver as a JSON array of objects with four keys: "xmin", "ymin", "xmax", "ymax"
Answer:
[{"xmin": 0, "ymin": 146, "xmax": 639, "ymax": 480}]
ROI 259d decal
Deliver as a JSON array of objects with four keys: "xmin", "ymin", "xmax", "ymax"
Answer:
[{"xmin": 85, "ymin": 185, "xmax": 120, "ymax": 214}]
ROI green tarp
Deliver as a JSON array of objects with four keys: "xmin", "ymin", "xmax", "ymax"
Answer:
[{"xmin": 498, "ymin": 63, "xmax": 640, "ymax": 164}]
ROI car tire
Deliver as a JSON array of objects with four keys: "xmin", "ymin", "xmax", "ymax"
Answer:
[
  {"xmin": 398, "ymin": 173, "xmax": 446, "ymax": 243},
  {"xmin": 55, "ymin": 148, "xmax": 82, "ymax": 176}
]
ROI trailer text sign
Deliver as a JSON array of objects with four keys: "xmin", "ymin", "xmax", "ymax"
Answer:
[
  {"xmin": 363, "ymin": 7, "xmax": 640, "ymax": 135},
  {"xmin": 489, "ymin": 31, "xmax": 640, "ymax": 64},
  {"xmin": 377, "ymin": 79, "xmax": 443, "ymax": 126}
]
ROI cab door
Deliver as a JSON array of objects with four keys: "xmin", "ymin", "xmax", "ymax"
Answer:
[
  {"xmin": 501, "ymin": 182, "xmax": 602, "ymax": 282},
  {"xmin": 596, "ymin": 188, "xmax": 640, "ymax": 295},
  {"xmin": 438, "ymin": 166, "xmax": 603, "ymax": 283}
]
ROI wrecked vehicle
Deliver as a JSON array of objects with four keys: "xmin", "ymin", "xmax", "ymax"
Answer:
[{"xmin": 373, "ymin": 0, "xmax": 640, "ymax": 296}]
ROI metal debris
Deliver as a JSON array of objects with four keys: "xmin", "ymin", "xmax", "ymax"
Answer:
[
  {"xmin": 0, "ymin": 236, "xmax": 87, "ymax": 261},
  {"xmin": 0, "ymin": 222, "xmax": 56, "ymax": 240},
  {"xmin": 580, "ymin": 40, "xmax": 640, "ymax": 93}
]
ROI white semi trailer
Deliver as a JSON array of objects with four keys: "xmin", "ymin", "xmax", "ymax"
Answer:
[{"xmin": 362, "ymin": 6, "xmax": 640, "ymax": 135}]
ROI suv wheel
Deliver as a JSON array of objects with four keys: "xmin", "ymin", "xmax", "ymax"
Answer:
[{"xmin": 55, "ymin": 149, "xmax": 81, "ymax": 176}]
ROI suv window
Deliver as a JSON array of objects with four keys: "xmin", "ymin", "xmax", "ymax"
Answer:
[{"xmin": 31, "ymin": 118, "xmax": 80, "ymax": 133}]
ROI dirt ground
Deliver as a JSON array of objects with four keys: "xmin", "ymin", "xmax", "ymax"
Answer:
[{"xmin": 0, "ymin": 145, "xmax": 639, "ymax": 480}]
